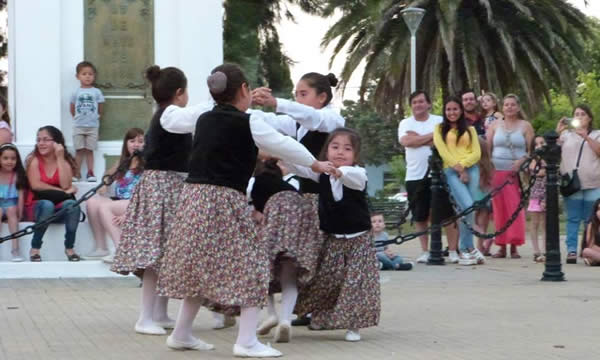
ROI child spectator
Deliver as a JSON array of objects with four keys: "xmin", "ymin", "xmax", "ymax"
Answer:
[
  {"xmin": 582, "ymin": 199, "xmax": 600, "ymax": 266},
  {"xmin": 475, "ymin": 138, "xmax": 494, "ymax": 256},
  {"xmin": 0, "ymin": 96, "xmax": 14, "ymax": 144},
  {"xmin": 0, "ymin": 144, "xmax": 27, "ymax": 261},
  {"xmin": 70, "ymin": 61, "xmax": 105, "ymax": 182},
  {"xmin": 371, "ymin": 213, "xmax": 412, "ymax": 271},
  {"xmin": 480, "ymin": 92, "xmax": 504, "ymax": 134},
  {"xmin": 528, "ymin": 135, "xmax": 547, "ymax": 263}
]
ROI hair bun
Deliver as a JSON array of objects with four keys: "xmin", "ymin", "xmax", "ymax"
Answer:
[
  {"xmin": 326, "ymin": 73, "xmax": 339, "ymax": 87},
  {"xmin": 145, "ymin": 65, "xmax": 161, "ymax": 82},
  {"xmin": 207, "ymin": 71, "xmax": 228, "ymax": 94}
]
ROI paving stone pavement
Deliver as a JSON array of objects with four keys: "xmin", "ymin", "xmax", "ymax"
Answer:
[{"xmin": 0, "ymin": 239, "xmax": 598, "ymax": 360}]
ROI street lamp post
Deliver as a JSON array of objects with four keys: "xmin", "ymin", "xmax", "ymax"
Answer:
[{"xmin": 401, "ymin": 7, "xmax": 426, "ymax": 93}]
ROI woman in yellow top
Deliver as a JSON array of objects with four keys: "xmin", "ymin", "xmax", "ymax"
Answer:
[{"xmin": 433, "ymin": 97, "xmax": 483, "ymax": 265}]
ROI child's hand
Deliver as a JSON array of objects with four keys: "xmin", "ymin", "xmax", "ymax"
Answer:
[
  {"xmin": 53, "ymin": 143, "xmax": 65, "ymax": 157},
  {"xmin": 329, "ymin": 167, "xmax": 343, "ymax": 179},
  {"xmin": 251, "ymin": 88, "xmax": 276, "ymax": 107},
  {"xmin": 310, "ymin": 160, "xmax": 334, "ymax": 174},
  {"xmin": 113, "ymin": 214, "xmax": 126, "ymax": 227}
]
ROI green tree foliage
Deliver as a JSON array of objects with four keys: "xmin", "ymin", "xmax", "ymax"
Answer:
[
  {"xmin": 341, "ymin": 97, "xmax": 398, "ymax": 166},
  {"xmin": 318, "ymin": 0, "xmax": 591, "ymax": 118},
  {"xmin": 223, "ymin": 0, "xmax": 323, "ymax": 98}
]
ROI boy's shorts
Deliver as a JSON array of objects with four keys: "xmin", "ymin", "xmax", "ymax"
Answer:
[{"xmin": 73, "ymin": 126, "xmax": 98, "ymax": 150}]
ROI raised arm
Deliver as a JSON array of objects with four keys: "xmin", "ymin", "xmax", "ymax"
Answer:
[
  {"xmin": 337, "ymin": 166, "xmax": 367, "ymax": 190},
  {"xmin": 247, "ymin": 109, "xmax": 297, "ymax": 137},
  {"xmin": 160, "ymin": 102, "xmax": 214, "ymax": 134},
  {"xmin": 276, "ymin": 99, "xmax": 345, "ymax": 132}
]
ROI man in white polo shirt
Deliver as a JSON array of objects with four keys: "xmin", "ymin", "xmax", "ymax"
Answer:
[{"xmin": 398, "ymin": 91, "xmax": 459, "ymax": 263}]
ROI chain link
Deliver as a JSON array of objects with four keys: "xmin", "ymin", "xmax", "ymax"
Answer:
[
  {"xmin": 0, "ymin": 154, "xmax": 137, "ymax": 244},
  {"xmin": 375, "ymin": 155, "xmax": 541, "ymax": 248}
]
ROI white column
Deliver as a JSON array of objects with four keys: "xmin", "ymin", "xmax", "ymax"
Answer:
[
  {"xmin": 155, "ymin": 0, "xmax": 223, "ymax": 105},
  {"xmin": 10, "ymin": 0, "xmax": 62, "ymax": 145}
]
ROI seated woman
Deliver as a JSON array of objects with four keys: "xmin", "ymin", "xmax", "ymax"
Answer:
[
  {"xmin": 582, "ymin": 199, "xmax": 600, "ymax": 266},
  {"xmin": 26, "ymin": 126, "xmax": 81, "ymax": 262},
  {"xmin": 84, "ymin": 128, "xmax": 145, "ymax": 263}
]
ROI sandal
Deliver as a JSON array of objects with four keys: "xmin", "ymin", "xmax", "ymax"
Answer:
[
  {"xmin": 510, "ymin": 252, "xmax": 521, "ymax": 259},
  {"xmin": 30, "ymin": 253, "xmax": 42, "ymax": 262},
  {"xmin": 492, "ymin": 250, "xmax": 506, "ymax": 258},
  {"xmin": 65, "ymin": 251, "xmax": 81, "ymax": 262}
]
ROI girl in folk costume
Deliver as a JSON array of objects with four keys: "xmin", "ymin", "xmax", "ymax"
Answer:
[
  {"xmin": 249, "ymin": 158, "xmax": 321, "ymax": 343},
  {"xmin": 110, "ymin": 66, "xmax": 213, "ymax": 335},
  {"xmin": 157, "ymin": 63, "xmax": 331, "ymax": 357},
  {"xmin": 283, "ymin": 128, "xmax": 380, "ymax": 342},
  {"xmin": 251, "ymin": 72, "xmax": 345, "ymax": 328}
]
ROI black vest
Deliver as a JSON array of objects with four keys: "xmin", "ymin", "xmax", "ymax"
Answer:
[
  {"xmin": 250, "ymin": 173, "xmax": 298, "ymax": 212},
  {"xmin": 318, "ymin": 173, "xmax": 371, "ymax": 234},
  {"xmin": 144, "ymin": 106, "xmax": 193, "ymax": 172},
  {"xmin": 298, "ymin": 130, "xmax": 329, "ymax": 194},
  {"xmin": 187, "ymin": 104, "xmax": 258, "ymax": 194}
]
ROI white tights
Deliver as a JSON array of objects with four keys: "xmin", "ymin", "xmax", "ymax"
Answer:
[
  {"xmin": 137, "ymin": 269, "xmax": 172, "ymax": 327},
  {"xmin": 265, "ymin": 260, "xmax": 298, "ymax": 323}
]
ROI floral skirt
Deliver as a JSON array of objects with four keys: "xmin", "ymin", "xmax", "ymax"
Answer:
[
  {"xmin": 157, "ymin": 184, "xmax": 269, "ymax": 315},
  {"xmin": 295, "ymin": 232, "xmax": 380, "ymax": 330},
  {"xmin": 111, "ymin": 170, "xmax": 184, "ymax": 276},
  {"xmin": 260, "ymin": 191, "xmax": 325, "ymax": 293}
]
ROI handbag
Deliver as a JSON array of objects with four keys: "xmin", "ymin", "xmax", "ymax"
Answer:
[
  {"xmin": 560, "ymin": 139, "xmax": 586, "ymax": 197},
  {"xmin": 34, "ymin": 189, "xmax": 76, "ymax": 204}
]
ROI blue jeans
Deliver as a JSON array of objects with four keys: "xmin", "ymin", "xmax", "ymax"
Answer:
[
  {"xmin": 565, "ymin": 188, "xmax": 600, "ymax": 253},
  {"xmin": 444, "ymin": 165, "xmax": 480, "ymax": 252},
  {"xmin": 31, "ymin": 199, "xmax": 80, "ymax": 250},
  {"xmin": 377, "ymin": 252, "xmax": 404, "ymax": 270}
]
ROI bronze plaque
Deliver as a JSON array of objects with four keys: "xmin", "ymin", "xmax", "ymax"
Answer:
[{"xmin": 84, "ymin": 0, "xmax": 154, "ymax": 140}]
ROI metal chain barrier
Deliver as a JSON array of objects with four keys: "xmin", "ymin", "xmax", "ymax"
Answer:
[
  {"xmin": 0, "ymin": 153, "xmax": 138, "ymax": 244},
  {"xmin": 375, "ymin": 154, "xmax": 540, "ymax": 248}
]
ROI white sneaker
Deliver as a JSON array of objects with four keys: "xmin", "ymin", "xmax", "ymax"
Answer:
[
  {"xmin": 274, "ymin": 321, "xmax": 291, "ymax": 343},
  {"xmin": 448, "ymin": 251, "xmax": 459, "ymax": 264},
  {"xmin": 458, "ymin": 252, "xmax": 477, "ymax": 266},
  {"xmin": 135, "ymin": 322, "xmax": 166, "ymax": 335},
  {"xmin": 102, "ymin": 254, "xmax": 114, "ymax": 264},
  {"xmin": 213, "ymin": 315, "xmax": 236, "ymax": 329},
  {"xmin": 87, "ymin": 174, "xmax": 97, "ymax": 182},
  {"xmin": 72, "ymin": 176, "xmax": 81, "ymax": 182},
  {"xmin": 257, "ymin": 315, "xmax": 278, "ymax": 336},
  {"xmin": 166, "ymin": 335, "xmax": 214, "ymax": 351},
  {"xmin": 233, "ymin": 343, "xmax": 282, "ymax": 358},
  {"xmin": 345, "ymin": 330, "xmax": 361, "ymax": 342},
  {"xmin": 470, "ymin": 249, "xmax": 485, "ymax": 264},
  {"xmin": 11, "ymin": 250, "xmax": 24, "ymax": 262},
  {"xmin": 416, "ymin": 252, "xmax": 430, "ymax": 263},
  {"xmin": 83, "ymin": 249, "xmax": 110, "ymax": 259}
]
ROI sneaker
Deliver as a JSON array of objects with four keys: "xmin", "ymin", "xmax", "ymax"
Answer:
[
  {"xmin": 448, "ymin": 251, "xmax": 459, "ymax": 264},
  {"xmin": 87, "ymin": 172, "xmax": 97, "ymax": 182},
  {"xmin": 378, "ymin": 261, "xmax": 384, "ymax": 270},
  {"xmin": 458, "ymin": 252, "xmax": 477, "ymax": 266},
  {"xmin": 72, "ymin": 176, "xmax": 81, "ymax": 182},
  {"xmin": 395, "ymin": 262, "xmax": 413, "ymax": 271},
  {"xmin": 344, "ymin": 330, "xmax": 361, "ymax": 342},
  {"xmin": 11, "ymin": 249, "xmax": 24, "ymax": 262},
  {"xmin": 470, "ymin": 248, "xmax": 485, "ymax": 264},
  {"xmin": 566, "ymin": 252, "xmax": 577, "ymax": 264},
  {"xmin": 416, "ymin": 252, "xmax": 430, "ymax": 263},
  {"xmin": 82, "ymin": 249, "xmax": 110, "ymax": 259}
]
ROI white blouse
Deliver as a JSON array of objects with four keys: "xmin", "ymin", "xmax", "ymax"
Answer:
[{"xmin": 160, "ymin": 103, "xmax": 316, "ymax": 168}]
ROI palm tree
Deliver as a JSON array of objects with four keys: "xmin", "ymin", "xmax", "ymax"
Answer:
[{"xmin": 320, "ymin": 0, "xmax": 591, "ymax": 117}]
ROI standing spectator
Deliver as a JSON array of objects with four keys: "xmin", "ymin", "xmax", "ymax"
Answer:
[
  {"xmin": 556, "ymin": 105, "xmax": 600, "ymax": 264},
  {"xmin": 83, "ymin": 128, "xmax": 145, "ymax": 263},
  {"xmin": 70, "ymin": 61, "xmax": 105, "ymax": 182},
  {"xmin": 461, "ymin": 90, "xmax": 485, "ymax": 136},
  {"xmin": 528, "ymin": 136, "xmax": 547, "ymax": 263},
  {"xmin": 433, "ymin": 97, "xmax": 485, "ymax": 265},
  {"xmin": 398, "ymin": 91, "xmax": 459, "ymax": 264},
  {"xmin": 0, "ymin": 96, "xmax": 14, "ymax": 144},
  {"xmin": 480, "ymin": 92, "xmax": 504, "ymax": 135},
  {"xmin": 487, "ymin": 94, "xmax": 534, "ymax": 258},
  {"xmin": 26, "ymin": 126, "xmax": 81, "ymax": 262}
]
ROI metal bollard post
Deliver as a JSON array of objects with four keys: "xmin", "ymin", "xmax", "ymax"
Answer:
[
  {"xmin": 428, "ymin": 147, "xmax": 445, "ymax": 265},
  {"xmin": 541, "ymin": 131, "xmax": 565, "ymax": 281}
]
